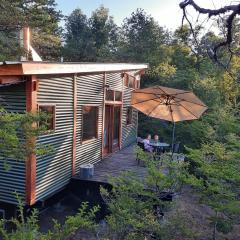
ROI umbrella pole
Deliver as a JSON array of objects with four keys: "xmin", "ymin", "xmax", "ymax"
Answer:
[{"xmin": 171, "ymin": 121, "xmax": 176, "ymax": 160}]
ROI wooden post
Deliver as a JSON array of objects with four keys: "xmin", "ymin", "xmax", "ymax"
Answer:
[
  {"xmin": 25, "ymin": 75, "xmax": 37, "ymax": 205},
  {"xmin": 101, "ymin": 72, "xmax": 107, "ymax": 158},
  {"xmin": 119, "ymin": 72, "xmax": 124, "ymax": 150},
  {"xmin": 72, "ymin": 74, "xmax": 77, "ymax": 175}
]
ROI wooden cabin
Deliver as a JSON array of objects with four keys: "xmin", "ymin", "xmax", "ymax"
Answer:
[{"xmin": 0, "ymin": 61, "xmax": 148, "ymax": 207}]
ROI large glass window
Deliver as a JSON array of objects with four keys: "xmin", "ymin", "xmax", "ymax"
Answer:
[
  {"xmin": 82, "ymin": 106, "xmax": 98, "ymax": 141},
  {"xmin": 113, "ymin": 106, "xmax": 121, "ymax": 145}
]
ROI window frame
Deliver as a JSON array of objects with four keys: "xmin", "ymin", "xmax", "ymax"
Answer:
[
  {"xmin": 123, "ymin": 73, "xmax": 129, "ymax": 87},
  {"xmin": 126, "ymin": 106, "xmax": 133, "ymax": 125},
  {"xmin": 105, "ymin": 89, "xmax": 115, "ymax": 101},
  {"xmin": 105, "ymin": 89, "xmax": 122, "ymax": 103},
  {"xmin": 135, "ymin": 79, "xmax": 140, "ymax": 89},
  {"xmin": 38, "ymin": 104, "xmax": 56, "ymax": 133},
  {"xmin": 123, "ymin": 73, "xmax": 139, "ymax": 89},
  {"xmin": 128, "ymin": 75, "xmax": 135, "ymax": 89},
  {"xmin": 81, "ymin": 105, "xmax": 99, "ymax": 143}
]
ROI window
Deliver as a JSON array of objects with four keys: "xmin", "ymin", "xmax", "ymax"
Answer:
[
  {"xmin": 124, "ymin": 74, "xmax": 129, "ymax": 87},
  {"xmin": 126, "ymin": 107, "xmax": 133, "ymax": 125},
  {"xmin": 38, "ymin": 105, "xmax": 55, "ymax": 131},
  {"xmin": 115, "ymin": 91, "xmax": 122, "ymax": 101},
  {"xmin": 128, "ymin": 75, "xmax": 135, "ymax": 88},
  {"xmin": 135, "ymin": 80, "xmax": 140, "ymax": 89},
  {"xmin": 123, "ymin": 73, "xmax": 137, "ymax": 89},
  {"xmin": 82, "ymin": 106, "xmax": 98, "ymax": 141},
  {"xmin": 105, "ymin": 89, "xmax": 122, "ymax": 102},
  {"xmin": 106, "ymin": 90, "xmax": 114, "ymax": 101}
]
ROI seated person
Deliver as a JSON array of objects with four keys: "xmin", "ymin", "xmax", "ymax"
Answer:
[
  {"xmin": 143, "ymin": 134, "xmax": 153, "ymax": 152},
  {"xmin": 153, "ymin": 134, "xmax": 164, "ymax": 154},
  {"xmin": 153, "ymin": 134, "xmax": 159, "ymax": 142}
]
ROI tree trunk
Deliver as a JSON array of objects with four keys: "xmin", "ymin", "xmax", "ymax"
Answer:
[{"xmin": 212, "ymin": 211, "xmax": 218, "ymax": 240}]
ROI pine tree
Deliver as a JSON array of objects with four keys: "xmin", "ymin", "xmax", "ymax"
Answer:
[{"xmin": 0, "ymin": 0, "xmax": 62, "ymax": 61}]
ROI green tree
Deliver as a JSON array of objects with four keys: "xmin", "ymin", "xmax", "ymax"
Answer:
[
  {"xmin": 63, "ymin": 5, "xmax": 119, "ymax": 62},
  {"xmin": 119, "ymin": 8, "xmax": 168, "ymax": 65},
  {"xmin": 100, "ymin": 149, "xmax": 197, "ymax": 239},
  {"xmin": 90, "ymin": 5, "xmax": 119, "ymax": 61},
  {"xmin": 186, "ymin": 139, "xmax": 240, "ymax": 240},
  {"xmin": 0, "ymin": 0, "xmax": 62, "ymax": 61},
  {"xmin": 63, "ymin": 9, "xmax": 95, "ymax": 61},
  {"xmin": 0, "ymin": 107, "xmax": 52, "ymax": 161}
]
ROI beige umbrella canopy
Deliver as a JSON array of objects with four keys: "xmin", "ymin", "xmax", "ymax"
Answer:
[
  {"xmin": 131, "ymin": 85, "xmax": 207, "ymax": 122},
  {"xmin": 131, "ymin": 85, "xmax": 208, "ymax": 153}
]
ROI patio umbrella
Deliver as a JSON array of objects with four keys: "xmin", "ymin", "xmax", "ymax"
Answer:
[{"xmin": 131, "ymin": 85, "xmax": 208, "ymax": 153}]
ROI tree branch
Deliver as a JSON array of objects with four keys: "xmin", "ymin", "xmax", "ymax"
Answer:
[{"xmin": 180, "ymin": 0, "xmax": 240, "ymax": 64}]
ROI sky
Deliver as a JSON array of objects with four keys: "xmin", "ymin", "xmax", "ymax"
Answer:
[{"xmin": 55, "ymin": 0, "xmax": 230, "ymax": 31}]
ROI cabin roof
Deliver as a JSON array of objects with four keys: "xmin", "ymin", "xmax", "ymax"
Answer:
[{"xmin": 0, "ymin": 61, "xmax": 148, "ymax": 76}]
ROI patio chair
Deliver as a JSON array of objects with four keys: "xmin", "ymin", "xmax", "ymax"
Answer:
[
  {"xmin": 136, "ymin": 141, "xmax": 154, "ymax": 166},
  {"xmin": 167, "ymin": 142, "xmax": 185, "ymax": 162},
  {"xmin": 172, "ymin": 142, "xmax": 180, "ymax": 153},
  {"xmin": 153, "ymin": 145, "xmax": 163, "ymax": 162},
  {"xmin": 137, "ymin": 141, "xmax": 145, "ymax": 151}
]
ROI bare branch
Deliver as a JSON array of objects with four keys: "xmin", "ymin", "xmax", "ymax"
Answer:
[{"xmin": 180, "ymin": 0, "xmax": 240, "ymax": 69}]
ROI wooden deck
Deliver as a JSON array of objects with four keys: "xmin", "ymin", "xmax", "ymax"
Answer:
[{"xmin": 73, "ymin": 144, "xmax": 147, "ymax": 184}]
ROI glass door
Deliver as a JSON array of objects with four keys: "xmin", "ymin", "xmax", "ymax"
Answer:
[
  {"xmin": 112, "ymin": 106, "xmax": 121, "ymax": 150},
  {"xmin": 103, "ymin": 105, "xmax": 111, "ymax": 155},
  {"xmin": 103, "ymin": 105, "xmax": 121, "ymax": 155}
]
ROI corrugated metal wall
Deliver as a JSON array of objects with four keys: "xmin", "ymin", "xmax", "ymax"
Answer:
[
  {"xmin": 0, "ymin": 70, "xmax": 142, "ymax": 205},
  {"xmin": 35, "ymin": 71, "xmax": 139, "ymax": 202},
  {"xmin": 0, "ymin": 83, "xmax": 26, "ymax": 204},
  {"xmin": 106, "ymin": 72, "xmax": 123, "ymax": 91},
  {"xmin": 36, "ymin": 77, "xmax": 74, "ymax": 201},
  {"xmin": 105, "ymin": 72, "xmax": 138, "ymax": 149},
  {"xmin": 75, "ymin": 74, "xmax": 104, "ymax": 172},
  {"xmin": 122, "ymin": 71, "xmax": 138, "ymax": 148}
]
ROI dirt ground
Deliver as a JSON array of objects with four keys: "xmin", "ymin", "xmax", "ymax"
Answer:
[
  {"xmin": 172, "ymin": 187, "xmax": 240, "ymax": 240},
  {"xmin": 66, "ymin": 187, "xmax": 240, "ymax": 240}
]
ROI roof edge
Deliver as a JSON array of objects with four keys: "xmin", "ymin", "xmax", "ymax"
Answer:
[{"xmin": 0, "ymin": 62, "xmax": 148, "ymax": 76}]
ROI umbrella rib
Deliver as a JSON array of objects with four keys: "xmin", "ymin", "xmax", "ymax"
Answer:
[
  {"xmin": 132, "ymin": 96, "xmax": 158, "ymax": 106},
  {"xmin": 170, "ymin": 91, "xmax": 191, "ymax": 96},
  {"xmin": 177, "ymin": 102, "xmax": 200, "ymax": 119},
  {"xmin": 132, "ymin": 95, "xmax": 166, "ymax": 106},
  {"xmin": 133, "ymin": 91, "xmax": 159, "ymax": 95},
  {"xmin": 147, "ymin": 102, "xmax": 162, "ymax": 117},
  {"xmin": 156, "ymin": 85, "xmax": 168, "ymax": 95},
  {"xmin": 156, "ymin": 86, "xmax": 191, "ymax": 96},
  {"xmin": 173, "ymin": 96, "xmax": 207, "ymax": 107}
]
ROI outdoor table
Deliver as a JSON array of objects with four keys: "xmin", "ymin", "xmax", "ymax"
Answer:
[
  {"xmin": 149, "ymin": 142, "xmax": 170, "ymax": 154},
  {"xmin": 149, "ymin": 142, "xmax": 170, "ymax": 148}
]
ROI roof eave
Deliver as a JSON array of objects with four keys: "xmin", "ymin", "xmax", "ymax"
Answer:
[
  {"xmin": 0, "ymin": 63, "xmax": 24, "ymax": 76},
  {"xmin": 21, "ymin": 63, "xmax": 148, "ymax": 75}
]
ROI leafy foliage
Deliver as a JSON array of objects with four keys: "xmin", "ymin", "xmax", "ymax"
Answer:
[
  {"xmin": 0, "ymin": 0, "xmax": 62, "ymax": 61},
  {"xmin": 100, "ymin": 149, "xmax": 197, "ymax": 239},
  {"xmin": 63, "ymin": 5, "xmax": 119, "ymax": 62},
  {"xmin": 0, "ymin": 197, "xmax": 99, "ymax": 240},
  {"xmin": 0, "ymin": 107, "xmax": 52, "ymax": 161}
]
